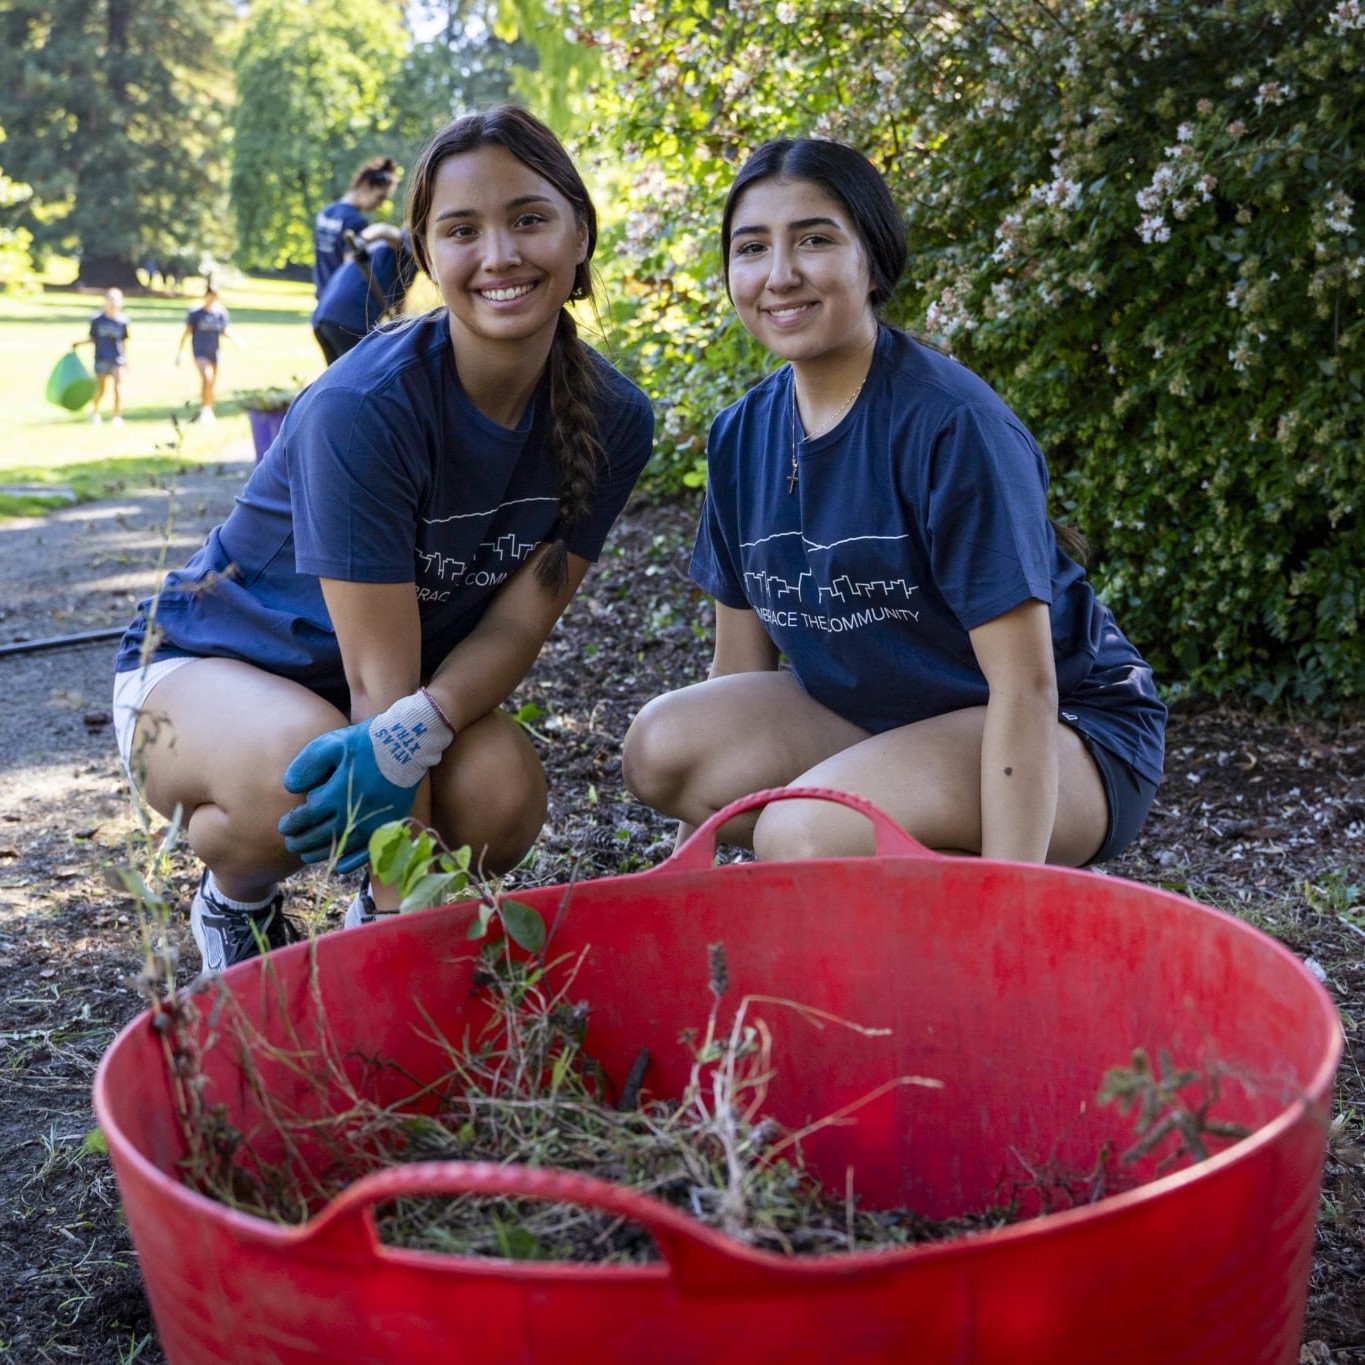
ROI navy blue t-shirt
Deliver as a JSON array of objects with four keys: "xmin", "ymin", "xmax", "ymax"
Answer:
[
  {"xmin": 691, "ymin": 326, "xmax": 1166, "ymax": 784},
  {"xmin": 312, "ymin": 241, "xmax": 412, "ymax": 336},
  {"xmin": 312, "ymin": 200, "xmax": 370, "ymax": 298},
  {"xmin": 186, "ymin": 304, "xmax": 229, "ymax": 360},
  {"xmin": 116, "ymin": 312, "xmax": 655, "ymax": 700},
  {"xmin": 89, "ymin": 313, "xmax": 129, "ymax": 365}
]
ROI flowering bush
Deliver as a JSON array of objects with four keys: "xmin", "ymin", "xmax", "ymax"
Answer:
[{"xmin": 564, "ymin": 0, "xmax": 1363, "ymax": 702}]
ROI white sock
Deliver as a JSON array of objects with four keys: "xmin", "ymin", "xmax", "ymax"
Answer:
[{"xmin": 204, "ymin": 870, "xmax": 279, "ymax": 912}]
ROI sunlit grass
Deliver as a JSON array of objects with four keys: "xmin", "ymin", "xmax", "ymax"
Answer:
[{"xmin": 0, "ymin": 271, "xmax": 326, "ymax": 486}]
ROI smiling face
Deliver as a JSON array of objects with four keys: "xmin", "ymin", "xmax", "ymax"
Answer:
[
  {"xmin": 725, "ymin": 177, "xmax": 878, "ymax": 368},
  {"xmin": 423, "ymin": 143, "xmax": 588, "ymax": 356}
]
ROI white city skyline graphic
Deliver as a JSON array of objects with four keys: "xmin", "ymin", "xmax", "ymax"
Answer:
[
  {"xmin": 416, "ymin": 496, "xmax": 554, "ymax": 583},
  {"xmin": 740, "ymin": 529, "xmax": 919, "ymax": 606}
]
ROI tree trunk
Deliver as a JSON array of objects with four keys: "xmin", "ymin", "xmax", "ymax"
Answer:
[{"xmin": 76, "ymin": 257, "xmax": 142, "ymax": 290}]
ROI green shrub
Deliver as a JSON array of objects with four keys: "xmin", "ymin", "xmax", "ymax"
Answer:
[{"xmin": 570, "ymin": 0, "xmax": 1364, "ymax": 703}]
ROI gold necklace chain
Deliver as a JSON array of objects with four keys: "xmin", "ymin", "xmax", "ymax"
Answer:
[{"xmin": 789, "ymin": 380, "xmax": 864, "ymax": 494}]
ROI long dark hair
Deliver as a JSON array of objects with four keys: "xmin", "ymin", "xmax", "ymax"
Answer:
[
  {"xmin": 407, "ymin": 104, "xmax": 603, "ymax": 590},
  {"xmin": 721, "ymin": 138, "xmax": 907, "ymax": 307}
]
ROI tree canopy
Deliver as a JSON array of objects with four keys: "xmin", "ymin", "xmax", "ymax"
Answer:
[
  {"xmin": 0, "ymin": 0, "xmax": 237, "ymax": 286},
  {"xmin": 230, "ymin": 0, "xmax": 409, "ymax": 271}
]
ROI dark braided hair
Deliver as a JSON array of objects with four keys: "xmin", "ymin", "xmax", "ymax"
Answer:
[{"xmin": 406, "ymin": 105, "xmax": 604, "ymax": 590}]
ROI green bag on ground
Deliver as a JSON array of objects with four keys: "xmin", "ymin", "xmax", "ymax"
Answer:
[{"xmin": 46, "ymin": 350, "xmax": 96, "ymax": 411}]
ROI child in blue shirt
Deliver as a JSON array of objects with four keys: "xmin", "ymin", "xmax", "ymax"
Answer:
[
  {"xmin": 114, "ymin": 109, "xmax": 654, "ymax": 975},
  {"xmin": 71, "ymin": 288, "xmax": 130, "ymax": 425},
  {"xmin": 624, "ymin": 138, "xmax": 1165, "ymax": 868},
  {"xmin": 175, "ymin": 285, "xmax": 241, "ymax": 423}
]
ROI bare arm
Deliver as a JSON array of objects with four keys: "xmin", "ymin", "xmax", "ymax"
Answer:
[
  {"xmin": 710, "ymin": 601, "xmax": 780, "ymax": 677},
  {"xmin": 426, "ymin": 546, "xmax": 588, "ymax": 726},
  {"xmin": 318, "ymin": 578, "xmax": 424, "ymax": 723},
  {"xmin": 324, "ymin": 545, "xmax": 589, "ymax": 731},
  {"xmin": 319, "ymin": 546, "xmax": 586, "ymax": 833},
  {"xmin": 669, "ymin": 602, "xmax": 779, "ymax": 850},
  {"xmin": 968, "ymin": 598, "xmax": 1060, "ymax": 863}
]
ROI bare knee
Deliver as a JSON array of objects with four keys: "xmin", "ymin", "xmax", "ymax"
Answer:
[
  {"xmin": 752, "ymin": 795, "xmax": 878, "ymax": 862},
  {"xmin": 621, "ymin": 691, "xmax": 693, "ymax": 814},
  {"xmin": 434, "ymin": 717, "xmax": 547, "ymax": 874}
]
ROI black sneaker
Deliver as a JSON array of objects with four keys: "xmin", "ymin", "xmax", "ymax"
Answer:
[{"xmin": 189, "ymin": 870, "xmax": 298, "ymax": 974}]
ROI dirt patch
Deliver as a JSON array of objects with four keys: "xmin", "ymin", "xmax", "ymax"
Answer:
[{"xmin": 0, "ymin": 457, "xmax": 1361, "ymax": 1362}]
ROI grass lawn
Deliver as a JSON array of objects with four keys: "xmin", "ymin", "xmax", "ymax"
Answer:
[{"xmin": 0, "ymin": 274, "xmax": 327, "ymax": 515}]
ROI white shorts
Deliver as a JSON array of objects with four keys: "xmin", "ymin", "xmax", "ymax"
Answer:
[{"xmin": 112, "ymin": 656, "xmax": 200, "ymax": 791}]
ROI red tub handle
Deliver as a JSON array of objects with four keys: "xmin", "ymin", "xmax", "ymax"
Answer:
[
  {"xmin": 662, "ymin": 785, "xmax": 940, "ymax": 871},
  {"xmin": 300, "ymin": 1159, "xmax": 816, "ymax": 1292}
]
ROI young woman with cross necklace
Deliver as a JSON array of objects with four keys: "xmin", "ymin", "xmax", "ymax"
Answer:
[{"xmin": 623, "ymin": 137, "xmax": 1166, "ymax": 869}]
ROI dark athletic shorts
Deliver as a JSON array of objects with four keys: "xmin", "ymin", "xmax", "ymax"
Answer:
[{"xmin": 1073, "ymin": 730, "xmax": 1158, "ymax": 865}]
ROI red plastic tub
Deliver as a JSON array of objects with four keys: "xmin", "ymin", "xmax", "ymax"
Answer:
[{"xmin": 94, "ymin": 789, "xmax": 1341, "ymax": 1364}]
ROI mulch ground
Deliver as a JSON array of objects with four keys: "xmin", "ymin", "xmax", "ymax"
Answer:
[{"xmin": 0, "ymin": 458, "xmax": 1361, "ymax": 1362}]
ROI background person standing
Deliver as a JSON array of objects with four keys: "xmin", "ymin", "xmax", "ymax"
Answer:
[
  {"xmin": 175, "ymin": 284, "xmax": 241, "ymax": 423},
  {"xmin": 71, "ymin": 287, "xmax": 130, "ymax": 425}
]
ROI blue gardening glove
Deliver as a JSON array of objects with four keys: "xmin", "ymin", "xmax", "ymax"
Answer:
[{"xmin": 278, "ymin": 690, "xmax": 455, "ymax": 873}]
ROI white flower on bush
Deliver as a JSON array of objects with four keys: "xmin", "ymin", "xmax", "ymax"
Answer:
[
  {"xmin": 776, "ymin": 0, "xmax": 798, "ymax": 21},
  {"xmin": 1228, "ymin": 342, "xmax": 1256, "ymax": 371},
  {"xmin": 1032, "ymin": 174, "xmax": 1082, "ymax": 210},
  {"xmin": 992, "ymin": 212, "xmax": 1026, "ymax": 262},
  {"xmin": 1329, "ymin": 1, "xmax": 1365, "ymax": 31},
  {"xmin": 1254, "ymin": 80, "xmax": 1291, "ymax": 109},
  {"xmin": 1226, "ymin": 283, "xmax": 1245, "ymax": 309},
  {"xmin": 925, "ymin": 283, "xmax": 976, "ymax": 337},
  {"xmin": 1138, "ymin": 214, "xmax": 1170, "ymax": 243},
  {"xmin": 1323, "ymin": 191, "xmax": 1355, "ymax": 234}
]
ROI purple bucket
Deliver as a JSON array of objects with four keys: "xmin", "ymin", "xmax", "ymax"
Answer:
[{"xmin": 247, "ymin": 408, "xmax": 286, "ymax": 462}]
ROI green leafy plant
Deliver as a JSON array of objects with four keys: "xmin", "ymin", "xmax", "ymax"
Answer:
[
  {"xmin": 232, "ymin": 385, "xmax": 295, "ymax": 414},
  {"xmin": 367, "ymin": 819, "xmax": 545, "ymax": 953}
]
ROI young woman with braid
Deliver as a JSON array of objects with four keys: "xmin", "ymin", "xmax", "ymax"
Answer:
[{"xmin": 112, "ymin": 107, "xmax": 654, "ymax": 974}]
